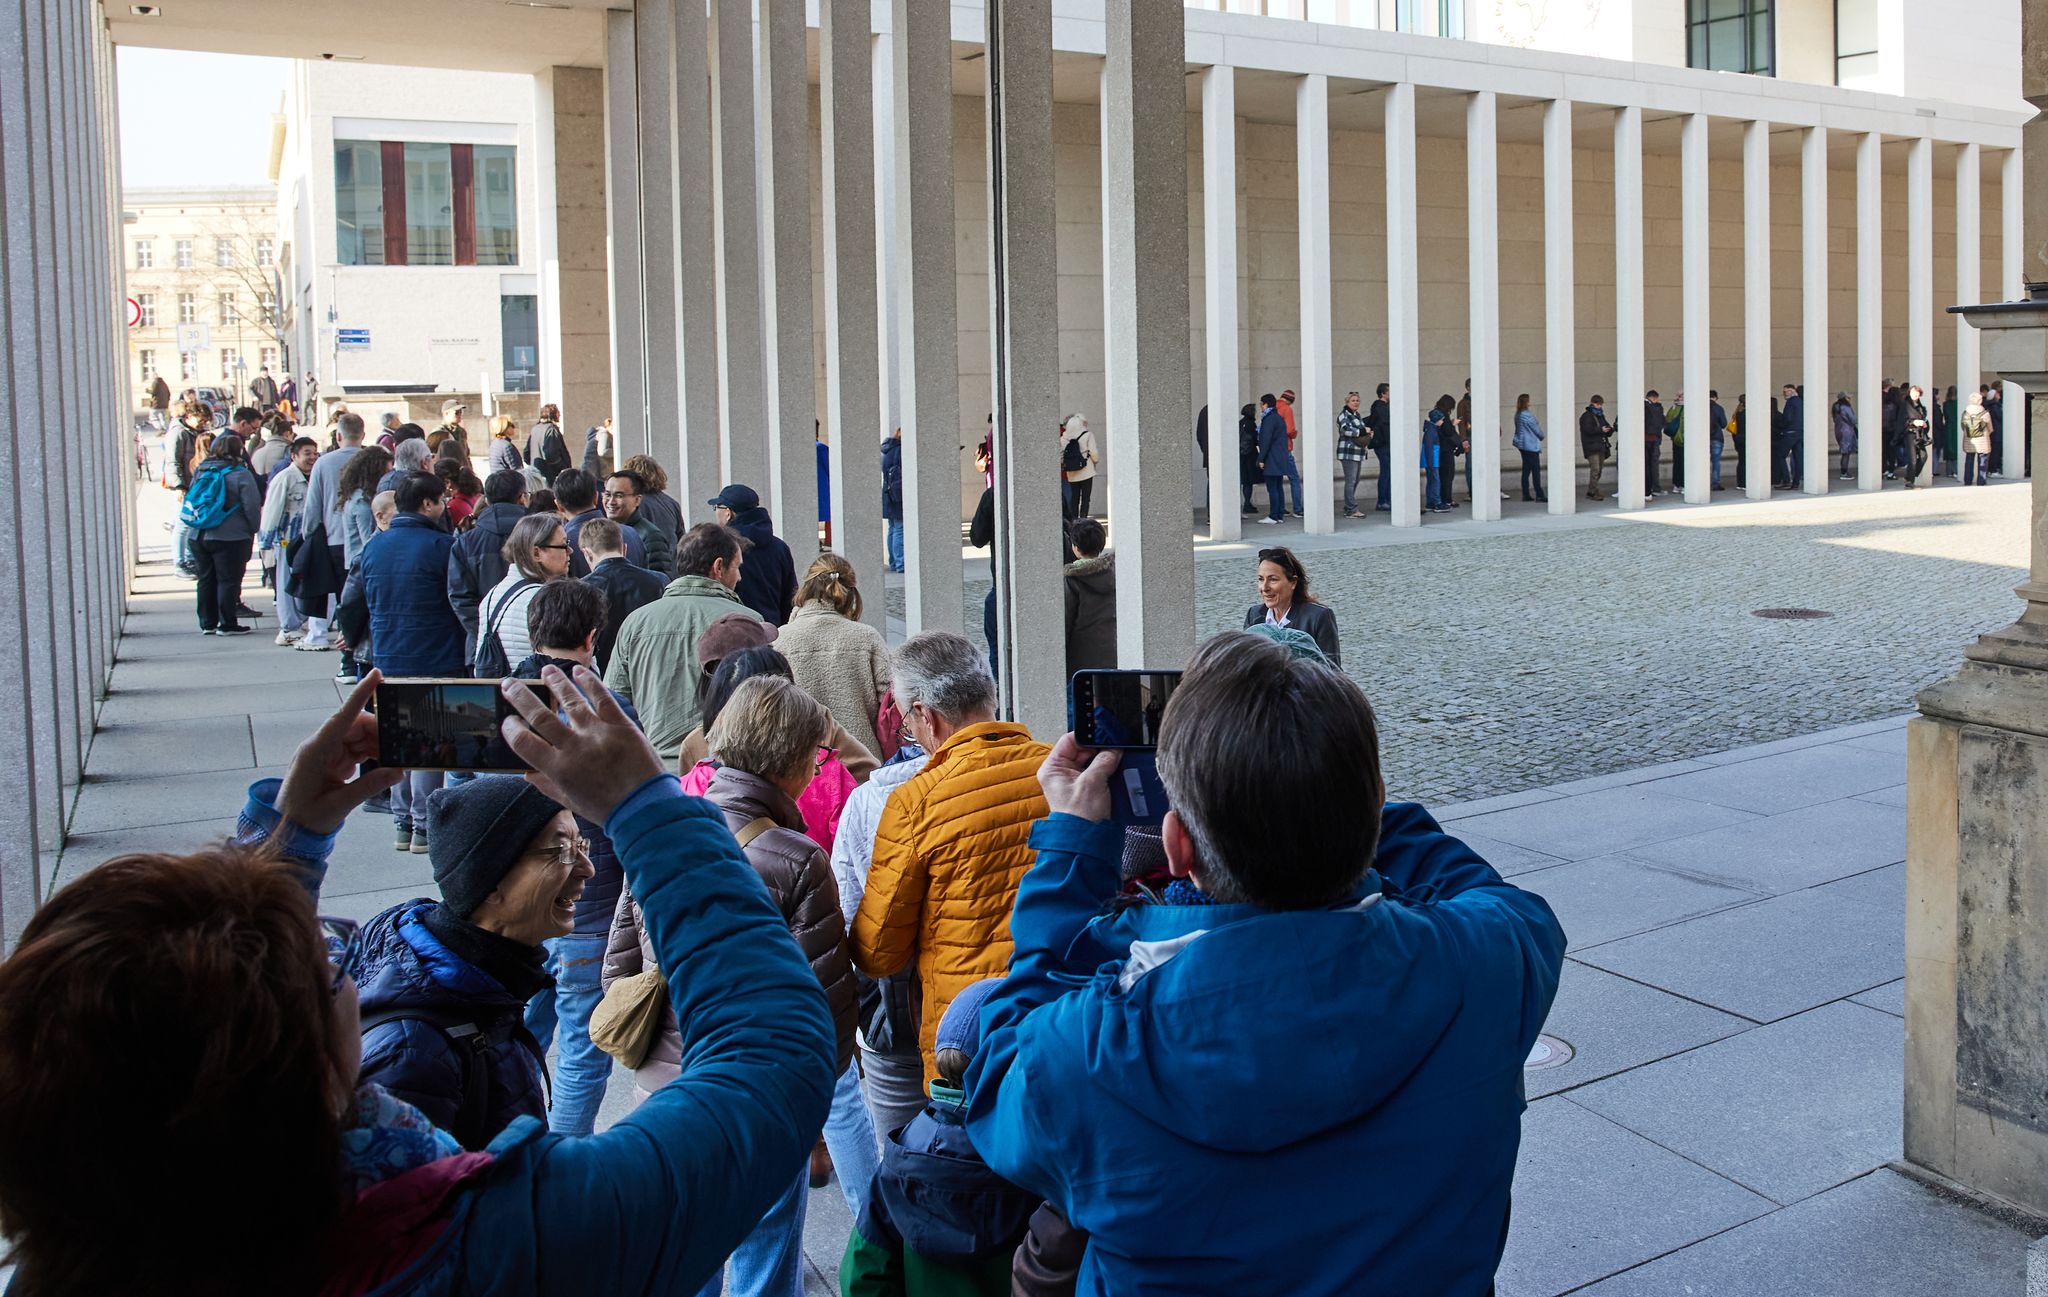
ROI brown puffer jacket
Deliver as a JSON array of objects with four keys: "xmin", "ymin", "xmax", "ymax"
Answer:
[{"xmin": 601, "ymin": 768, "xmax": 858, "ymax": 1101}]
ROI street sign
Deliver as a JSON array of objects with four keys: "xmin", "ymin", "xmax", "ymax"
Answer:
[
  {"xmin": 337, "ymin": 328, "xmax": 370, "ymax": 352},
  {"xmin": 126, "ymin": 297, "xmax": 141, "ymax": 328},
  {"xmin": 175, "ymin": 322, "xmax": 210, "ymax": 353}
]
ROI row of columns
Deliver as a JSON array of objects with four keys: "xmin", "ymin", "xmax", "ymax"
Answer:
[
  {"xmin": 0, "ymin": 0, "xmax": 129, "ymax": 945},
  {"xmin": 1201, "ymin": 78, "xmax": 2024, "ymax": 539}
]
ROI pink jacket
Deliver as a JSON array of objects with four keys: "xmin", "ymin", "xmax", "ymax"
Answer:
[{"xmin": 678, "ymin": 751, "xmax": 857, "ymax": 856}]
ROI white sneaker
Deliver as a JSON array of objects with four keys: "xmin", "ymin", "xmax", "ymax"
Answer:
[
  {"xmin": 274, "ymin": 629, "xmax": 303, "ymax": 646},
  {"xmin": 1256, "ymin": 517, "xmax": 1280, "ymax": 525},
  {"xmin": 296, "ymin": 639, "xmax": 336, "ymax": 652}
]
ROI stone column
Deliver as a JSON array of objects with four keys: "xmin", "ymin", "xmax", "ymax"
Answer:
[
  {"xmin": 1102, "ymin": 0, "xmax": 1194, "ymax": 668},
  {"xmin": 873, "ymin": 33, "xmax": 903, "ymax": 441},
  {"xmin": 1201, "ymin": 64, "xmax": 1242, "ymax": 541},
  {"xmin": 1467, "ymin": 90, "xmax": 1501, "ymax": 523},
  {"xmin": 1857, "ymin": 131, "xmax": 1884, "ymax": 493},
  {"xmin": 1742, "ymin": 118, "xmax": 1771, "ymax": 502},
  {"xmin": 537, "ymin": 67, "xmax": 613, "ymax": 432},
  {"xmin": 892, "ymin": 0, "xmax": 964, "ymax": 634},
  {"xmin": 709, "ymin": 0, "xmax": 767, "ymax": 486},
  {"xmin": 52, "ymin": 0, "xmax": 89, "ymax": 759},
  {"xmin": 1385, "ymin": 80, "xmax": 1420, "ymax": 527},
  {"xmin": 1614, "ymin": 105, "xmax": 1646, "ymax": 513},
  {"xmin": 1543, "ymin": 97, "xmax": 1576, "ymax": 512},
  {"xmin": 819, "ymin": 0, "xmax": 887, "ymax": 630},
  {"xmin": 758, "ymin": 0, "xmax": 818, "ymax": 544},
  {"xmin": 1956, "ymin": 143, "xmax": 1982, "ymax": 416},
  {"xmin": 1680, "ymin": 112, "xmax": 1711, "ymax": 504},
  {"xmin": 602, "ymin": 10, "xmax": 648, "ymax": 455},
  {"xmin": 1908, "ymin": 134, "xmax": 1933, "ymax": 486},
  {"xmin": 671, "ymin": 0, "xmax": 723, "ymax": 509},
  {"xmin": 984, "ymin": 0, "xmax": 1067, "ymax": 733},
  {"xmin": 1802, "ymin": 125, "xmax": 1830, "ymax": 495},
  {"xmin": 630, "ymin": 0, "xmax": 677, "ymax": 468},
  {"xmin": 2005, "ymin": 147, "xmax": 2026, "ymax": 434},
  {"xmin": 1296, "ymin": 73, "xmax": 1334, "ymax": 535}
]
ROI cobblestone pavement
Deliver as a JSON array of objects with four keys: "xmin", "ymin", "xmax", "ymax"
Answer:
[{"xmin": 888, "ymin": 483, "xmax": 2032, "ymax": 804}]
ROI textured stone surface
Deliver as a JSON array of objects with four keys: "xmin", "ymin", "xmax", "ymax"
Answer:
[
  {"xmin": 1519, "ymin": 855, "xmax": 1764, "ymax": 951},
  {"xmin": 1526, "ymin": 960, "xmax": 1750, "ymax": 1099},
  {"xmin": 1626, "ymin": 795, "xmax": 1906, "ymax": 894}
]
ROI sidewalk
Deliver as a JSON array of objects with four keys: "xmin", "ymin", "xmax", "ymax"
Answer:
[{"xmin": 64, "ymin": 485, "xmax": 2040, "ymax": 1294}]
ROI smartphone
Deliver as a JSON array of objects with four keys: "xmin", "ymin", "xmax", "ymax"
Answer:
[
  {"xmin": 374, "ymin": 677, "xmax": 549, "ymax": 772},
  {"xmin": 1070, "ymin": 670, "xmax": 1183, "ymax": 751}
]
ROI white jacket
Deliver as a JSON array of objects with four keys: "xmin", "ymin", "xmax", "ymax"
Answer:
[
  {"xmin": 828, "ymin": 753, "xmax": 930, "ymax": 926},
  {"xmin": 1061, "ymin": 426, "xmax": 1099, "ymax": 482}
]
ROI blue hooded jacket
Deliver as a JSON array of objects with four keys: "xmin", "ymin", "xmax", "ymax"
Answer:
[{"xmin": 964, "ymin": 803, "xmax": 1566, "ymax": 1297}]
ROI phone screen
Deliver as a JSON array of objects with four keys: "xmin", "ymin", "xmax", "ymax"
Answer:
[
  {"xmin": 1071, "ymin": 670, "xmax": 1182, "ymax": 750},
  {"xmin": 375, "ymin": 678, "xmax": 548, "ymax": 772}
]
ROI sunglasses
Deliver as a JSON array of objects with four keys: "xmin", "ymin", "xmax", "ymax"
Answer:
[{"xmin": 320, "ymin": 915, "xmax": 362, "ymax": 994}]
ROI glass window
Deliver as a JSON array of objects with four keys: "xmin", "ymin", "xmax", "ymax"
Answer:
[
  {"xmin": 334, "ymin": 140, "xmax": 386, "ymax": 267},
  {"xmin": 1438, "ymin": 0, "xmax": 1463, "ymax": 39},
  {"xmin": 261, "ymin": 346, "xmax": 278, "ymax": 370},
  {"xmin": 215, "ymin": 237, "xmax": 233, "ymax": 267},
  {"xmin": 256, "ymin": 238, "xmax": 274, "ymax": 268},
  {"xmin": 261, "ymin": 291, "xmax": 277, "ymax": 324},
  {"xmin": 220, "ymin": 348, "xmax": 238, "ymax": 380},
  {"xmin": 404, "ymin": 142, "xmax": 455, "ymax": 266},
  {"xmin": 137, "ymin": 294, "xmax": 155, "ymax": 326},
  {"xmin": 177, "ymin": 293, "xmax": 196, "ymax": 324},
  {"xmin": 218, "ymin": 292, "xmax": 236, "ymax": 324},
  {"xmin": 139, "ymin": 349, "xmax": 156, "ymax": 382},
  {"xmin": 179, "ymin": 351, "xmax": 196, "ymax": 381},
  {"xmin": 174, "ymin": 239, "xmax": 193, "ymax": 269},
  {"xmin": 473, "ymin": 144, "xmax": 519, "ymax": 266},
  {"xmin": 1686, "ymin": 0, "xmax": 1771, "ymax": 74},
  {"xmin": 1836, "ymin": 0, "xmax": 1879, "ymax": 85},
  {"xmin": 134, "ymin": 240, "xmax": 153, "ymax": 269}
]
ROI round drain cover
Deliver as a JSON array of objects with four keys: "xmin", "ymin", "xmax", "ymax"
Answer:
[
  {"xmin": 1525, "ymin": 1034, "xmax": 1575, "ymax": 1071},
  {"xmin": 1752, "ymin": 607, "xmax": 1834, "ymax": 620}
]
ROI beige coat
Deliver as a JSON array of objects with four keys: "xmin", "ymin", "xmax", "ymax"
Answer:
[{"xmin": 774, "ymin": 602, "xmax": 894, "ymax": 762}]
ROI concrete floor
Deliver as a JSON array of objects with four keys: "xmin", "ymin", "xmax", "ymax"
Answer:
[{"xmin": 54, "ymin": 483, "xmax": 2042, "ymax": 1294}]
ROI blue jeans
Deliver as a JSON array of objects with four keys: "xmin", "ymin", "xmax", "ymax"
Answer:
[
  {"xmin": 821, "ymin": 1064, "xmax": 880, "ymax": 1219},
  {"xmin": 1340, "ymin": 458, "xmax": 1362, "ymax": 513},
  {"xmin": 1425, "ymin": 465, "xmax": 1443, "ymax": 509},
  {"xmin": 695, "ymin": 1168, "xmax": 807, "ymax": 1297},
  {"xmin": 1710, "ymin": 431, "xmax": 1725, "ymax": 488},
  {"xmin": 885, "ymin": 519, "xmax": 903, "ymax": 571},
  {"xmin": 1965, "ymin": 451, "xmax": 1988, "ymax": 484},
  {"xmin": 1264, "ymin": 475, "xmax": 1285, "ymax": 521},
  {"xmin": 524, "ymin": 931, "xmax": 610, "ymax": 1137},
  {"xmin": 1287, "ymin": 470, "xmax": 1303, "ymax": 515}
]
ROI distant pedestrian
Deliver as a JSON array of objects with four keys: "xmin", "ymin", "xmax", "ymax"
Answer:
[
  {"xmin": 1236, "ymin": 404, "xmax": 1261, "ymax": 517},
  {"xmin": 1256, "ymin": 394, "xmax": 1295, "ymax": 526},
  {"xmin": 299, "ymin": 371, "xmax": 319, "ymax": 424},
  {"xmin": 1733, "ymin": 394, "xmax": 1751, "ymax": 489},
  {"xmin": 1437, "ymin": 392, "xmax": 1463, "ymax": 508},
  {"xmin": 489, "ymin": 414, "xmax": 526, "ymax": 477},
  {"xmin": 1512, "ymin": 393, "xmax": 1546, "ymax": 502},
  {"xmin": 711, "ymin": 483, "xmax": 799, "ymax": 626},
  {"xmin": 257, "ymin": 436, "xmax": 318, "ymax": 644},
  {"xmin": 577, "ymin": 516, "xmax": 666, "ymax": 673},
  {"xmin": 1904, "ymin": 385, "xmax": 1932, "ymax": 486},
  {"xmin": 1243, "ymin": 545, "xmax": 1340, "ymax": 666},
  {"xmin": 778, "ymin": 552, "xmax": 893, "ymax": 763},
  {"xmin": 1666, "ymin": 395, "xmax": 1686, "ymax": 492},
  {"xmin": 381, "ymin": 438, "xmax": 433, "ymax": 495},
  {"xmin": 184, "ymin": 433, "xmax": 262, "ymax": 636},
  {"xmin": 1643, "ymin": 390, "xmax": 1665, "ymax": 497},
  {"xmin": 1337, "ymin": 391, "xmax": 1369, "ymax": 518},
  {"xmin": 581, "ymin": 416, "xmax": 615, "ymax": 480},
  {"xmin": 1579, "ymin": 395, "xmax": 1613, "ymax": 501},
  {"xmin": 605, "ymin": 470, "xmax": 676, "ymax": 578},
  {"xmin": 1369, "ymin": 382, "xmax": 1393, "ymax": 512},
  {"xmin": 1984, "ymin": 384, "xmax": 2006, "ymax": 476},
  {"xmin": 1063, "ymin": 517, "xmax": 1117, "ymax": 677},
  {"xmin": 1962, "ymin": 390, "xmax": 1993, "ymax": 485},
  {"xmin": 555, "ymin": 468, "xmax": 643, "ymax": 577},
  {"xmin": 292, "ymin": 412, "xmax": 366, "ymax": 657},
  {"xmin": 620, "ymin": 454, "xmax": 683, "ymax": 549},
  {"xmin": 1935, "ymin": 385, "xmax": 1957, "ymax": 478},
  {"xmin": 1833, "ymin": 392, "xmax": 1857, "ymax": 479},
  {"xmin": 526, "ymin": 403, "xmax": 571, "ymax": 485},
  {"xmin": 1708, "ymin": 391, "xmax": 1729, "ymax": 492},
  {"xmin": 1423, "ymin": 397, "xmax": 1451, "ymax": 513},
  {"xmin": 881, "ymin": 427, "xmax": 905, "ymax": 572},
  {"xmin": 448, "ymin": 470, "xmax": 531, "ymax": 666},
  {"xmin": 147, "ymin": 374, "xmax": 171, "ymax": 413},
  {"xmin": 1777, "ymin": 384, "xmax": 1802, "ymax": 488},
  {"xmin": 249, "ymin": 366, "xmax": 279, "ymax": 409},
  {"xmin": 1059, "ymin": 414, "xmax": 1099, "ymax": 517},
  {"xmin": 428, "ymin": 400, "xmax": 469, "ymax": 457}
]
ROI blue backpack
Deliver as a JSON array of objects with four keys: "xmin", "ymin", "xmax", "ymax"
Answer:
[{"xmin": 179, "ymin": 462, "xmax": 236, "ymax": 532}]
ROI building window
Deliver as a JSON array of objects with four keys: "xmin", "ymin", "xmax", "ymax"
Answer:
[
  {"xmin": 1688, "ymin": 0, "xmax": 1772, "ymax": 75},
  {"xmin": 179, "ymin": 351, "xmax": 196, "ymax": 382},
  {"xmin": 215, "ymin": 237, "xmax": 234, "ymax": 267},
  {"xmin": 260, "ymin": 291, "xmax": 278, "ymax": 325},
  {"xmin": 139, "ymin": 349, "xmax": 156, "ymax": 382},
  {"xmin": 174, "ymin": 239, "xmax": 193, "ymax": 269},
  {"xmin": 219, "ymin": 291, "xmax": 237, "ymax": 324},
  {"xmin": 1835, "ymin": 0, "xmax": 1878, "ymax": 85},
  {"xmin": 334, "ymin": 138, "xmax": 518, "ymax": 267},
  {"xmin": 257, "ymin": 238, "xmax": 274, "ymax": 268},
  {"xmin": 1393, "ymin": 0, "xmax": 1463, "ymax": 37},
  {"xmin": 137, "ymin": 293, "xmax": 156, "ymax": 326},
  {"xmin": 220, "ymin": 348, "xmax": 239, "ymax": 380},
  {"xmin": 177, "ymin": 293, "xmax": 197, "ymax": 324},
  {"xmin": 260, "ymin": 346, "xmax": 278, "ymax": 370},
  {"xmin": 134, "ymin": 240, "xmax": 153, "ymax": 269}
]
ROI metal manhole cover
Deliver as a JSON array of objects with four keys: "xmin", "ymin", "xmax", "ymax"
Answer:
[
  {"xmin": 1525, "ymin": 1035, "xmax": 1575, "ymax": 1071},
  {"xmin": 1752, "ymin": 607, "xmax": 1834, "ymax": 620}
]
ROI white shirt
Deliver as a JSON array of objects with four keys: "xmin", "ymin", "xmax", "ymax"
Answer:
[
  {"xmin": 829, "ymin": 754, "xmax": 930, "ymax": 926},
  {"xmin": 1264, "ymin": 605, "xmax": 1292, "ymax": 630}
]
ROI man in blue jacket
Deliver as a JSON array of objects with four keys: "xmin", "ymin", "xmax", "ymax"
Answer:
[
  {"xmin": 964, "ymin": 631, "xmax": 1567, "ymax": 1297},
  {"xmin": 1255, "ymin": 394, "xmax": 1296, "ymax": 525}
]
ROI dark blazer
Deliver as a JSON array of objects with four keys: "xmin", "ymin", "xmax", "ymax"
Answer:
[
  {"xmin": 584, "ymin": 555, "xmax": 667, "ymax": 672},
  {"xmin": 1257, "ymin": 409, "xmax": 1296, "ymax": 477},
  {"xmin": 1242, "ymin": 600, "xmax": 1341, "ymax": 667}
]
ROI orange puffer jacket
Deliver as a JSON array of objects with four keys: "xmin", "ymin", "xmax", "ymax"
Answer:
[{"xmin": 852, "ymin": 721, "xmax": 1050, "ymax": 1086}]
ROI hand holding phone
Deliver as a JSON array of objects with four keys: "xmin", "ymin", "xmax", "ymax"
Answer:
[
  {"xmin": 375, "ymin": 677, "xmax": 550, "ymax": 772},
  {"xmin": 1037, "ymin": 734, "xmax": 1121, "ymax": 823},
  {"xmin": 1070, "ymin": 670, "xmax": 1183, "ymax": 751}
]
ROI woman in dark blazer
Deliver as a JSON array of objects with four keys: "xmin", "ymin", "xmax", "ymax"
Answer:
[{"xmin": 1242, "ymin": 546, "xmax": 1340, "ymax": 666}]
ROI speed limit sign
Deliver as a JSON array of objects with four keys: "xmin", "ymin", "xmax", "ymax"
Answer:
[{"xmin": 126, "ymin": 297, "xmax": 141, "ymax": 328}]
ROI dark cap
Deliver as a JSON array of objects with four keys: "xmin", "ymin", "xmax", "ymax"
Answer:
[
  {"xmin": 696, "ymin": 611, "xmax": 775, "ymax": 667},
  {"xmin": 425, "ymin": 776, "xmax": 565, "ymax": 920},
  {"xmin": 708, "ymin": 483, "xmax": 760, "ymax": 512}
]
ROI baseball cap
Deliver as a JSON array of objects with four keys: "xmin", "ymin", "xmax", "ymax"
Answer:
[{"xmin": 708, "ymin": 483, "xmax": 760, "ymax": 512}]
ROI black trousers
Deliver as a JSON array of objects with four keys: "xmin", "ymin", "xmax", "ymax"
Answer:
[
  {"xmin": 1069, "ymin": 477, "xmax": 1094, "ymax": 518},
  {"xmin": 194, "ymin": 537, "xmax": 253, "ymax": 631}
]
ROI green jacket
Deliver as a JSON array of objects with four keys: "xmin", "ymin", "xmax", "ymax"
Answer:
[{"xmin": 602, "ymin": 575, "xmax": 760, "ymax": 755}]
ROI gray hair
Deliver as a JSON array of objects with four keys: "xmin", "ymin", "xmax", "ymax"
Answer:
[
  {"xmin": 336, "ymin": 411, "xmax": 365, "ymax": 444},
  {"xmin": 891, "ymin": 631, "xmax": 996, "ymax": 725},
  {"xmin": 393, "ymin": 439, "xmax": 433, "ymax": 474},
  {"xmin": 707, "ymin": 676, "xmax": 829, "ymax": 785}
]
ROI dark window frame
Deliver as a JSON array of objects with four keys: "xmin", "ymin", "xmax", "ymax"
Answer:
[{"xmin": 1686, "ymin": 0, "xmax": 1775, "ymax": 77}]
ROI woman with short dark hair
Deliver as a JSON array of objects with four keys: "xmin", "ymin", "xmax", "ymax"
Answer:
[{"xmin": 1241, "ymin": 545, "xmax": 1340, "ymax": 666}]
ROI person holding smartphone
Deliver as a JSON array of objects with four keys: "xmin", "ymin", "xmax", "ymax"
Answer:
[{"xmin": 1241, "ymin": 547, "xmax": 1340, "ymax": 667}]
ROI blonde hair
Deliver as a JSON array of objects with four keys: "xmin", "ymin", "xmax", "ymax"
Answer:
[
  {"xmin": 490, "ymin": 414, "xmax": 517, "ymax": 441},
  {"xmin": 794, "ymin": 552, "xmax": 861, "ymax": 622},
  {"xmin": 706, "ymin": 676, "xmax": 829, "ymax": 786}
]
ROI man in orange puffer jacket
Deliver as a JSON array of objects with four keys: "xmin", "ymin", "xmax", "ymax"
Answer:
[{"xmin": 853, "ymin": 631, "xmax": 1050, "ymax": 1087}]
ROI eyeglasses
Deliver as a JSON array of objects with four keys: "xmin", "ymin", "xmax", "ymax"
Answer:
[
  {"xmin": 815, "ymin": 746, "xmax": 838, "ymax": 775},
  {"xmin": 320, "ymin": 915, "xmax": 362, "ymax": 994},
  {"xmin": 538, "ymin": 837, "xmax": 591, "ymax": 867}
]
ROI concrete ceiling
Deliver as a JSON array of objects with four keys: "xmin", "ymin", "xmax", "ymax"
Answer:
[{"xmin": 107, "ymin": 0, "xmax": 609, "ymax": 73}]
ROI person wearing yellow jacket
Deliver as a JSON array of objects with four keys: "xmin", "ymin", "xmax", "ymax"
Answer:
[{"xmin": 853, "ymin": 632, "xmax": 1050, "ymax": 1086}]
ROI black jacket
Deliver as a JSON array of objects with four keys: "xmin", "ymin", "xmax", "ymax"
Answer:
[
  {"xmin": 525, "ymin": 421, "xmax": 571, "ymax": 485},
  {"xmin": 1367, "ymin": 399, "xmax": 1392, "ymax": 453},
  {"xmin": 1643, "ymin": 401, "xmax": 1664, "ymax": 441},
  {"xmin": 727, "ymin": 506, "xmax": 798, "ymax": 626},
  {"xmin": 1242, "ymin": 600, "xmax": 1341, "ymax": 667},
  {"xmin": 446, "ymin": 501, "xmax": 527, "ymax": 665},
  {"xmin": 1578, "ymin": 406, "xmax": 1612, "ymax": 457},
  {"xmin": 583, "ymin": 555, "xmax": 667, "ymax": 672}
]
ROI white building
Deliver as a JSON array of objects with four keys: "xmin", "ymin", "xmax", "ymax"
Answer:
[
  {"xmin": 270, "ymin": 61, "xmax": 551, "ymax": 420},
  {"xmin": 120, "ymin": 185, "xmax": 281, "ymax": 402}
]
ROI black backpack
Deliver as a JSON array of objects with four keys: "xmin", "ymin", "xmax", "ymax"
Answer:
[
  {"xmin": 1061, "ymin": 435, "xmax": 1086, "ymax": 474},
  {"xmin": 358, "ymin": 1002, "xmax": 547, "ymax": 1151},
  {"xmin": 471, "ymin": 579, "xmax": 536, "ymax": 677}
]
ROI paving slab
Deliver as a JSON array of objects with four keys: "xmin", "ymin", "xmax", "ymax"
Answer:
[
  {"xmin": 1627, "ymin": 797, "xmax": 1906, "ymax": 894},
  {"xmin": 1833, "ymin": 726, "xmax": 1910, "ymax": 757},
  {"xmin": 1570, "ymin": 1002, "xmax": 1904, "ymax": 1205},
  {"xmin": 82, "ymin": 713, "xmax": 255, "ymax": 779},
  {"xmin": 1536, "ymin": 759, "xmax": 1714, "ymax": 798},
  {"xmin": 1518, "ymin": 856, "xmax": 1764, "ymax": 951},
  {"xmin": 1572, "ymin": 1169, "xmax": 2029, "ymax": 1296},
  {"xmin": 1850, "ymin": 978, "xmax": 1905, "ymax": 1017},
  {"xmin": 251, "ymin": 705, "xmax": 355, "ymax": 767},
  {"xmin": 1436, "ymin": 788, "xmax": 1565, "ymax": 820},
  {"xmin": 1643, "ymin": 743, "xmax": 1902, "ymax": 816},
  {"xmin": 1495, "ymin": 1097, "xmax": 1773, "ymax": 1297},
  {"xmin": 1527, "ymin": 961, "xmax": 1752, "ymax": 1099},
  {"xmin": 68, "ymin": 764, "xmax": 285, "ymax": 835},
  {"xmin": 1854, "ymin": 782, "xmax": 1908, "ymax": 807},
  {"xmin": 1815, "ymin": 862, "xmax": 1904, "ymax": 916},
  {"xmin": 1447, "ymin": 828, "xmax": 1570, "ymax": 879},
  {"xmin": 1447, "ymin": 788, "xmax": 1760, "ymax": 863},
  {"xmin": 1572, "ymin": 883, "xmax": 1902, "ymax": 1022}
]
